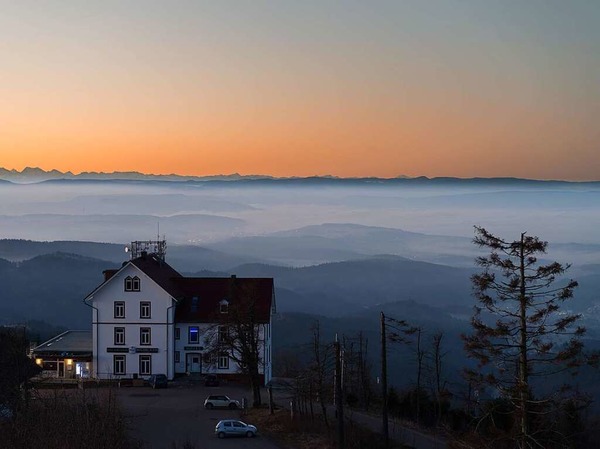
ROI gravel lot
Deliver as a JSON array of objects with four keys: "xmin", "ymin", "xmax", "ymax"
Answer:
[{"xmin": 117, "ymin": 381, "xmax": 281, "ymax": 449}]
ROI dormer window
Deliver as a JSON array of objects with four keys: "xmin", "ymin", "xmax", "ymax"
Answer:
[
  {"xmin": 219, "ymin": 299, "xmax": 229, "ymax": 314},
  {"xmin": 191, "ymin": 296, "xmax": 199, "ymax": 313},
  {"xmin": 124, "ymin": 276, "xmax": 140, "ymax": 292}
]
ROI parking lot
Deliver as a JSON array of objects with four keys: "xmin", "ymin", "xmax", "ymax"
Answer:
[{"xmin": 117, "ymin": 381, "xmax": 280, "ymax": 449}]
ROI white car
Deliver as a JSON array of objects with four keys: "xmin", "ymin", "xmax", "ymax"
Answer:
[
  {"xmin": 203, "ymin": 395, "xmax": 240, "ymax": 410},
  {"xmin": 215, "ymin": 419, "xmax": 257, "ymax": 438}
]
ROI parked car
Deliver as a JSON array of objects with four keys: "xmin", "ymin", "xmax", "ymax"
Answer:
[
  {"xmin": 204, "ymin": 395, "xmax": 240, "ymax": 409},
  {"xmin": 148, "ymin": 374, "xmax": 168, "ymax": 389},
  {"xmin": 204, "ymin": 374, "xmax": 220, "ymax": 387},
  {"xmin": 215, "ymin": 419, "xmax": 257, "ymax": 438}
]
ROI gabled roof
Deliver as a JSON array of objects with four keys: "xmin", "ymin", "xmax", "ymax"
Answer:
[
  {"xmin": 130, "ymin": 253, "xmax": 182, "ymax": 296},
  {"xmin": 32, "ymin": 330, "xmax": 92, "ymax": 357},
  {"xmin": 87, "ymin": 253, "xmax": 274, "ymax": 323},
  {"xmin": 173, "ymin": 277, "xmax": 274, "ymax": 323},
  {"xmin": 85, "ymin": 253, "xmax": 182, "ymax": 301}
]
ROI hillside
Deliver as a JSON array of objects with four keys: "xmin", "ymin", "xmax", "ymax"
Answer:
[{"xmin": 0, "ymin": 239, "xmax": 257, "ymax": 272}]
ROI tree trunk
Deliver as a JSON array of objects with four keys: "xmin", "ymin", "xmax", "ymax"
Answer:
[
  {"xmin": 415, "ymin": 327, "xmax": 422, "ymax": 425},
  {"xmin": 381, "ymin": 312, "xmax": 389, "ymax": 448},
  {"xmin": 252, "ymin": 374, "xmax": 262, "ymax": 406},
  {"xmin": 519, "ymin": 233, "xmax": 529, "ymax": 447}
]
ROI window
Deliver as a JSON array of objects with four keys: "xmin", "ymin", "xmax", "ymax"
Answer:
[
  {"xmin": 218, "ymin": 326, "xmax": 228, "ymax": 342},
  {"xmin": 220, "ymin": 300, "xmax": 228, "ymax": 314},
  {"xmin": 175, "ymin": 328, "xmax": 180, "ymax": 340},
  {"xmin": 114, "ymin": 301, "xmax": 125, "ymax": 319},
  {"xmin": 139, "ymin": 355, "xmax": 151, "ymax": 375},
  {"xmin": 125, "ymin": 276, "xmax": 140, "ymax": 292},
  {"xmin": 113, "ymin": 355, "xmax": 125, "ymax": 375},
  {"xmin": 188, "ymin": 326, "xmax": 199, "ymax": 344},
  {"xmin": 140, "ymin": 301, "xmax": 151, "ymax": 319},
  {"xmin": 175, "ymin": 351, "xmax": 180, "ymax": 363},
  {"xmin": 140, "ymin": 328, "xmax": 151, "ymax": 345},
  {"xmin": 218, "ymin": 353, "xmax": 229, "ymax": 369},
  {"xmin": 114, "ymin": 327, "xmax": 125, "ymax": 345},
  {"xmin": 191, "ymin": 296, "xmax": 199, "ymax": 313}
]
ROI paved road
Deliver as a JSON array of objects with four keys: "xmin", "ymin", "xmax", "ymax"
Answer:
[
  {"xmin": 117, "ymin": 382, "xmax": 280, "ymax": 449},
  {"xmin": 271, "ymin": 386, "xmax": 446, "ymax": 449}
]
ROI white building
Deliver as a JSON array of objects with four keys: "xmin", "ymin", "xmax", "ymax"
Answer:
[{"xmin": 83, "ymin": 250, "xmax": 275, "ymax": 384}]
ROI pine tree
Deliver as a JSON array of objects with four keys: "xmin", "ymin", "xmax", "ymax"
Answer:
[{"xmin": 462, "ymin": 226, "xmax": 593, "ymax": 448}]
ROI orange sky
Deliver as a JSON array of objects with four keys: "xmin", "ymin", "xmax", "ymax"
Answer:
[{"xmin": 1, "ymin": 2, "xmax": 599, "ymax": 180}]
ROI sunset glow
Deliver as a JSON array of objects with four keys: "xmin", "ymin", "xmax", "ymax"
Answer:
[{"xmin": 1, "ymin": 1, "xmax": 599, "ymax": 180}]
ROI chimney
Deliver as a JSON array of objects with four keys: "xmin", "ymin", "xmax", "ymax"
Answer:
[
  {"xmin": 141, "ymin": 250, "xmax": 148, "ymax": 259},
  {"xmin": 231, "ymin": 274, "xmax": 236, "ymax": 279},
  {"xmin": 103, "ymin": 270, "xmax": 117, "ymax": 282}
]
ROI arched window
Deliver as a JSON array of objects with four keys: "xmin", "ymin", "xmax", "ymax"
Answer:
[
  {"xmin": 132, "ymin": 276, "xmax": 140, "ymax": 292},
  {"xmin": 124, "ymin": 276, "xmax": 140, "ymax": 292}
]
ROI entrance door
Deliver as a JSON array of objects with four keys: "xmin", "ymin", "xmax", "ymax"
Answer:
[
  {"xmin": 186, "ymin": 353, "xmax": 202, "ymax": 374},
  {"xmin": 58, "ymin": 361, "xmax": 65, "ymax": 378}
]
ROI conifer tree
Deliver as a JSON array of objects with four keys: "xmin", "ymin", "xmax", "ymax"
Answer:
[{"xmin": 463, "ymin": 226, "xmax": 593, "ymax": 448}]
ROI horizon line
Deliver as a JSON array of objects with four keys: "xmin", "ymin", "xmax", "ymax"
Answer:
[{"xmin": 2, "ymin": 166, "xmax": 600, "ymax": 183}]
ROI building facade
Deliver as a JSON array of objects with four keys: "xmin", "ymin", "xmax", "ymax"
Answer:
[
  {"xmin": 31, "ymin": 330, "xmax": 93, "ymax": 379},
  {"xmin": 83, "ymin": 251, "xmax": 275, "ymax": 384}
]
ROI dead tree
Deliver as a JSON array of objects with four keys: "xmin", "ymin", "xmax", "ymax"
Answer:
[
  {"xmin": 463, "ymin": 227, "xmax": 598, "ymax": 448},
  {"xmin": 204, "ymin": 281, "xmax": 266, "ymax": 406},
  {"xmin": 310, "ymin": 321, "xmax": 333, "ymax": 428}
]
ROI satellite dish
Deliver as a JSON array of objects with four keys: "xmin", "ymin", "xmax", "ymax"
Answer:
[{"xmin": 125, "ymin": 246, "xmax": 129, "ymax": 253}]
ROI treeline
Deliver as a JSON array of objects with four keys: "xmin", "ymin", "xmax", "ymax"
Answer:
[{"xmin": 277, "ymin": 228, "xmax": 600, "ymax": 449}]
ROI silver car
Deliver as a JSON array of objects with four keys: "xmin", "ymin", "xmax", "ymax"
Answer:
[
  {"xmin": 203, "ymin": 395, "xmax": 240, "ymax": 409},
  {"xmin": 215, "ymin": 419, "xmax": 257, "ymax": 438}
]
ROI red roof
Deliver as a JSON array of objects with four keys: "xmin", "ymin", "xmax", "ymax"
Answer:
[
  {"xmin": 130, "ymin": 254, "xmax": 182, "ymax": 295},
  {"xmin": 116, "ymin": 254, "xmax": 274, "ymax": 323},
  {"xmin": 173, "ymin": 277, "xmax": 274, "ymax": 323}
]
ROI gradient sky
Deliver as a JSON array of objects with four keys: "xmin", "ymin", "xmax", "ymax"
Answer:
[{"xmin": 1, "ymin": 1, "xmax": 599, "ymax": 179}]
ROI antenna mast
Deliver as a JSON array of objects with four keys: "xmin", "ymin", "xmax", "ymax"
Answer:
[{"xmin": 130, "ymin": 239, "xmax": 167, "ymax": 261}]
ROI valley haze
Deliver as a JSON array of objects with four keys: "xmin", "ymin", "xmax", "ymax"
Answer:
[{"xmin": 1, "ymin": 167, "xmax": 600, "ymax": 410}]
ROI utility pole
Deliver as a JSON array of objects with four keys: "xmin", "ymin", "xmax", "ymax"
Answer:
[
  {"xmin": 335, "ymin": 337, "xmax": 345, "ymax": 449},
  {"xmin": 381, "ymin": 311, "xmax": 389, "ymax": 447}
]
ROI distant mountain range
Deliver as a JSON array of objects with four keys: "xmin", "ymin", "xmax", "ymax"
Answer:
[
  {"xmin": 0, "ymin": 167, "xmax": 274, "ymax": 183},
  {"xmin": 1, "ymin": 167, "xmax": 599, "ymax": 186}
]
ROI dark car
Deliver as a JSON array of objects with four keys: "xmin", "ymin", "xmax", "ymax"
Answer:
[
  {"xmin": 205, "ymin": 374, "xmax": 220, "ymax": 387},
  {"xmin": 148, "ymin": 374, "xmax": 168, "ymax": 389}
]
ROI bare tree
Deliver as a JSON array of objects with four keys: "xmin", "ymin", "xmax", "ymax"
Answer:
[
  {"xmin": 387, "ymin": 316, "xmax": 425, "ymax": 424},
  {"xmin": 462, "ymin": 226, "xmax": 597, "ymax": 448},
  {"xmin": 429, "ymin": 332, "xmax": 448, "ymax": 425},
  {"xmin": 205, "ymin": 281, "xmax": 266, "ymax": 407},
  {"xmin": 310, "ymin": 321, "xmax": 332, "ymax": 428}
]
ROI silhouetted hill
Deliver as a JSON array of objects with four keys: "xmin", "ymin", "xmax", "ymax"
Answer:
[
  {"xmin": 0, "ymin": 253, "xmax": 116, "ymax": 328},
  {"xmin": 0, "ymin": 239, "xmax": 260, "ymax": 272},
  {"xmin": 272, "ymin": 302, "xmax": 473, "ymax": 391},
  {"xmin": 208, "ymin": 223, "xmax": 600, "ymax": 268},
  {"xmin": 208, "ymin": 223, "xmax": 478, "ymax": 266},
  {"xmin": 220, "ymin": 257, "xmax": 476, "ymax": 315},
  {"xmin": 0, "ymin": 240, "xmax": 125, "ymax": 262}
]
